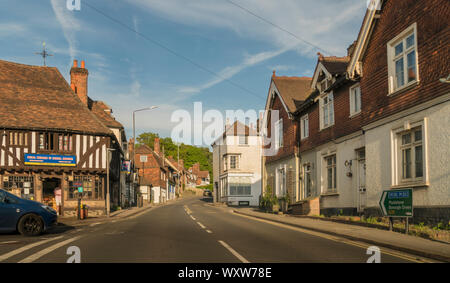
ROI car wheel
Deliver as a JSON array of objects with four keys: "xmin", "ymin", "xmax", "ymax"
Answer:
[{"xmin": 18, "ymin": 214, "xmax": 44, "ymax": 236}]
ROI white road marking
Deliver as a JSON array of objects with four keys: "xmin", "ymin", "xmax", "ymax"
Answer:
[
  {"xmin": 90, "ymin": 223, "xmax": 101, "ymax": 227},
  {"xmin": 197, "ymin": 222, "xmax": 206, "ymax": 229},
  {"xmin": 0, "ymin": 236, "xmax": 64, "ymax": 262},
  {"xmin": 190, "ymin": 215, "xmax": 196, "ymax": 221},
  {"xmin": 218, "ymin": 240, "xmax": 250, "ymax": 263},
  {"xmin": 206, "ymin": 230, "xmax": 213, "ymax": 234},
  {"xmin": 18, "ymin": 236, "xmax": 82, "ymax": 263}
]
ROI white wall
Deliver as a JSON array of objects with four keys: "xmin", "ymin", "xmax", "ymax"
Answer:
[{"xmin": 365, "ymin": 100, "xmax": 450, "ymax": 208}]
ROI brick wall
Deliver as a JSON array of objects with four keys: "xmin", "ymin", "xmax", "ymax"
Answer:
[
  {"xmin": 299, "ymin": 81, "xmax": 363, "ymax": 153},
  {"xmin": 361, "ymin": 0, "xmax": 450, "ymax": 126},
  {"xmin": 135, "ymin": 152, "xmax": 164, "ymax": 188},
  {"xmin": 266, "ymin": 94, "xmax": 298, "ymax": 163}
]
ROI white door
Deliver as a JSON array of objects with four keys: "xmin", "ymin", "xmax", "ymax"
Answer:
[{"xmin": 357, "ymin": 151, "xmax": 367, "ymax": 213}]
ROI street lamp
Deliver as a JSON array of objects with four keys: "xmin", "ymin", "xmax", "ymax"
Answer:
[
  {"xmin": 132, "ymin": 106, "xmax": 158, "ymax": 206},
  {"xmin": 106, "ymin": 148, "xmax": 116, "ymax": 217}
]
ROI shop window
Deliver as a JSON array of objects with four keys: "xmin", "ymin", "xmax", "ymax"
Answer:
[
  {"xmin": 68, "ymin": 176, "xmax": 103, "ymax": 200},
  {"xmin": 3, "ymin": 176, "xmax": 35, "ymax": 200}
]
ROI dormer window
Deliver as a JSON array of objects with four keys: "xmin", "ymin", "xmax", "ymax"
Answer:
[{"xmin": 319, "ymin": 78, "xmax": 330, "ymax": 93}]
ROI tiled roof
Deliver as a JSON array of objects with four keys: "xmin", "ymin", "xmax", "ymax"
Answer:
[
  {"xmin": 272, "ymin": 76, "xmax": 312, "ymax": 113},
  {"xmin": 90, "ymin": 100, "xmax": 124, "ymax": 129},
  {"xmin": 224, "ymin": 121, "xmax": 258, "ymax": 137},
  {"xmin": 0, "ymin": 60, "xmax": 112, "ymax": 135},
  {"xmin": 320, "ymin": 56, "xmax": 350, "ymax": 75},
  {"xmin": 135, "ymin": 144, "xmax": 165, "ymax": 169},
  {"xmin": 197, "ymin": 171, "xmax": 210, "ymax": 178}
]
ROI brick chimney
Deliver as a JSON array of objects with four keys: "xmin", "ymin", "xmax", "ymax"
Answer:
[
  {"xmin": 154, "ymin": 137, "xmax": 160, "ymax": 154},
  {"xmin": 70, "ymin": 59, "xmax": 89, "ymax": 107}
]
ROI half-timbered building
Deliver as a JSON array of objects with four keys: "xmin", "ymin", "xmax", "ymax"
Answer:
[{"xmin": 0, "ymin": 59, "xmax": 123, "ymax": 216}]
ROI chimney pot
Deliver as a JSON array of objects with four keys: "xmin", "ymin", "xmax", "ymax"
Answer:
[
  {"xmin": 73, "ymin": 60, "xmax": 78, "ymax": 68},
  {"xmin": 81, "ymin": 60, "xmax": 85, "ymax": 68}
]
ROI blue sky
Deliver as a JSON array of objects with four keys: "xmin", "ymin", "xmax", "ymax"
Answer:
[{"xmin": 0, "ymin": 0, "xmax": 367, "ymax": 144}]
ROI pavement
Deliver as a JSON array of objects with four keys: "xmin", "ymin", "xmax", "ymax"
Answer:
[
  {"xmin": 233, "ymin": 207, "xmax": 450, "ymax": 262},
  {"xmin": 0, "ymin": 196, "xmax": 444, "ymax": 263}
]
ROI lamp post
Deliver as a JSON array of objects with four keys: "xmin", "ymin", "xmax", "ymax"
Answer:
[
  {"xmin": 132, "ymin": 106, "xmax": 158, "ymax": 206},
  {"xmin": 106, "ymin": 148, "xmax": 116, "ymax": 217}
]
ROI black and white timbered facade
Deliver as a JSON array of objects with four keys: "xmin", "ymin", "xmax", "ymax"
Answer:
[{"xmin": 0, "ymin": 59, "xmax": 123, "ymax": 216}]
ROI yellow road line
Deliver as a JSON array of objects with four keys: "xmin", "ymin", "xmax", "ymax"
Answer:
[{"xmin": 233, "ymin": 213, "xmax": 432, "ymax": 263}]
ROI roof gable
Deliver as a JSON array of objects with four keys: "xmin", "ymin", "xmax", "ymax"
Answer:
[{"xmin": 347, "ymin": 0, "xmax": 386, "ymax": 78}]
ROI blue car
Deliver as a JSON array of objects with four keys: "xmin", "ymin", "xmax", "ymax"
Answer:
[{"xmin": 0, "ymin": 189, "xmax": 58, "ymax": 236}]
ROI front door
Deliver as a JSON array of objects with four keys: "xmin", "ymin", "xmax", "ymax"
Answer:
[
  {"xmin": 357, "ymin": 150, "xmax": 367, "ymax": 213},
  {"xmin": 42, "ymin": 178, "xmax": 61, "ymax": 213}
]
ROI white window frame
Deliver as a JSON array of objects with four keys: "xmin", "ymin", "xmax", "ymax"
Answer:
[
  {"xmin": 275, "ymin": 119, "xmax": 283, "ymax": 149},
  {"xmin": 349, "ymin": 83, "xmax": 362, "ymax": 117},
  {"xmin": 324, "ymin": 155, "xmax": 337, "ymax": 193},
  {"xmin": 387, "ymin": 23, "xmax": 419, "ymax": 95},
  {"xmin": 319, "ymin": 78, "xmax": 330, "ymax": 94},
  {"xmin": 227, "ymin": 154, "xmax": 240, "ymax": 170},
  {"xmin": 239, "ymin": 135, "xmax": 248, "ymax": 145},
  {"xmin": 320, "ymin": 92, "xmax": 335, "ymax": 129},
  {"xmin": 300, "ymin": 114, "xmax": 309, "ymax": 140},
  {"xmin": 391, "ymin": 120, "xmax": 428, "ymax": 187}
]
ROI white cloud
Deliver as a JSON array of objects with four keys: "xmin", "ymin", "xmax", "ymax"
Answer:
[
  {"xmin": 50, "ymin": 0, "xmax": 81, "ymax": 61},
  {"xmin": 0, "ymin": 23, "xmax": 26, "ymax": 37},
  {"xmin": 125, "ymin": 0, "xmax": 367, "ymax": 56},
  {"xmin": 177, "ymin": 45, "xmax": 295, "ymax": 96}
]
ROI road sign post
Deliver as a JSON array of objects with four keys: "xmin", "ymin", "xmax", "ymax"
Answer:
[{"xmin": 379, "ymin": 188, "xmax": 413, "ymax": 234}]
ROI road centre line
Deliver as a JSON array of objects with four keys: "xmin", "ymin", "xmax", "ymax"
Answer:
[
  {"xmin": 0, "ymin": 236, "xmax": 64, "ymax": 262},
  {"xmin": 233, "ymin": 212, "xmax": 430, "ymax": 263},
  {"xmin": 218, "ymin": 240, "xmax": 250, "ymax": 263},
  {"xmin": 190, "ymin": 215, "xmax": 196, "ymax": 221},
  {"xmin": 18, "ymin": 236, "xmax": 82, "ymax": 263},
  {"xmin": 197, "ymin": 222, "xmax": 206, "ymax": 229},
  {"xmin": 206, "ymin": 230, "xmax": 213, "ymax": 234}
]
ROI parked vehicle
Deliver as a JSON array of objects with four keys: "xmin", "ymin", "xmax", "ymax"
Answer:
[
  {"xmin": 203, "ymin": 190, "xmax": 212, "ymax": 197},
  {"xmin": 0, "ymin": 189, "xmax": 58, "ymax": 236}
]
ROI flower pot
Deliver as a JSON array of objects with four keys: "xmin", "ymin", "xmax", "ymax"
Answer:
[{"xmin": 272, "ymin": 204, "xmax": 280, "ymax": 213}]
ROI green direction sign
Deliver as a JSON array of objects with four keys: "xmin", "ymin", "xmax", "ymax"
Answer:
[{"xmin": 379, "ymin": 189, "xmax": 413, "ymax": 217}]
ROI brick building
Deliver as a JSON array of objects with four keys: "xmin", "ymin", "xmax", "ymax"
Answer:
[
  {"xmin": 285, "ymin": 0, "xmax": 449, "ymax": 224},
  {"xmin": 346, "ymin": 0, "xmax": 450, "ymax": 223},
  {"xmin": 261, "ymin": 72, "xmax": 312, "ymax": 207},
  {"xmin": 135, "ymin": 138, "xmax": 180, "ymax": 203},
  {"xmin": 293, "ymin": 54, "xmax": 365, "ymax": 216}
]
